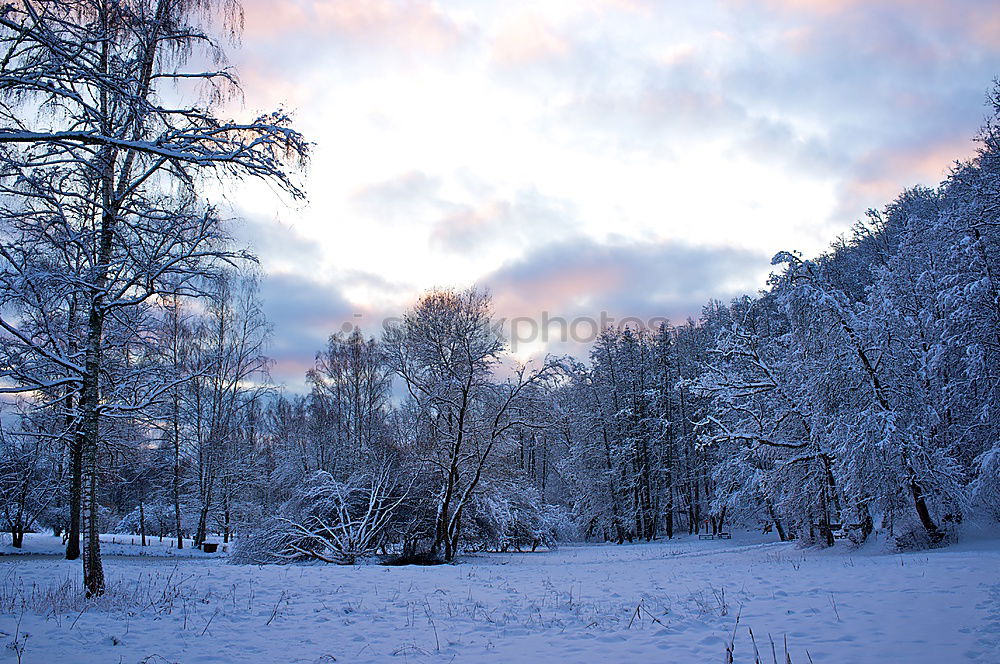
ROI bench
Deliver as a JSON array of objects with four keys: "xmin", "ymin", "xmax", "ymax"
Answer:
[
  {"xmin": 717, "ymin": 532, "xmax": 732, "ymax": 539},
  {"xmin": 698, "ymin": 534, "xmax": 715, "ymax": 540}
]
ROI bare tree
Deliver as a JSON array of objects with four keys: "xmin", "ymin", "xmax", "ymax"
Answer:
[
  {"xmin": 308, "ymin": 329, "xmax": 393, "ymax": 473},
  {"xmin": 187, "ymin": 271, "xmax": 271, "ymax": 548},
  {"xmin": 0, "ymin": 406, "xmax": 63, "ymax": 547},
  {"xmin": 385, "ymin": 288, "xmax": 555, "ymax": 561}
]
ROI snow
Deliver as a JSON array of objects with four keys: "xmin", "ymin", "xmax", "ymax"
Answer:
[
  {"xmin": 0, "ymin": 534, "xmax": 226, "ymax": 558},
  {"xmin": 0, "ymin": 531, "xmax": 998, "ymax": 663}
]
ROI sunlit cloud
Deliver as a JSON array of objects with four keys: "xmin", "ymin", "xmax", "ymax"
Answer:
[
  {"xmin": 243, "ymin": 0, "xmax": 471, "ymax": 53},
  {"xmin": 491, "ymin": 12, "xmax": 571, "ymax": 67}
]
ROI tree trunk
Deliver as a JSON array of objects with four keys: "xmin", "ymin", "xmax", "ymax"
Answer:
[
  {"xmin": 664, "ymin": 494, "xmax": 674, "ymax": 538},
  {"xmin": 447, "ymin": 506, "xmax": 463, "ymax": 562},
  {"xmin": 195, "ymin": 501, "xmax": 210, "ymax": 548},
  {"xmin": 63, "ymin": 308, "xmax": 80, "ymax": 560},
  {"xmin": 80, "ymin": 415, "xmax": 104, "ymax": 598},
  {"xmin": 436, "ymin": 486, "xmax": 455, "ymax": 561},
  {"xmin": 172, "ymin": 390, "xmax": 184, "ymax": 550},
  {"xmin": 910, "ymin": 479, "xmax": 943, "ymax": 543},
  {"xmin": 857, "ymin": 503, "xmax": 874, "ymax": 541},
  {"xmin": 663, "ymin": 442, "xmax": 674, "ymax": 539},
  {"xmin": 79, "ymin": 325, "xmax": 106, "ymax": 595},
  {"xmin": 765, "ymin": 499, "xmax": 787, "ymax": 541},
  {"xmin": 77, "ymin": 281, "xmax": 109, "ymax": 596},
  {"xmin": 139, "ymin": 500, "xmax": 146, "ymax": 547},
  {"xmin": 433, "ymin": 411, "xmax": 463, "ymax": 561},
  {"xmin": 65, "ymin": 440, "xmax": 83, "ymax": 560},
  {"xmin": 819, "ymin": 463, "xmax": 835, "ymax": 547},
  {"xmin": 692, "ymin": 477, "xmax": 701, "ymax": 535}
]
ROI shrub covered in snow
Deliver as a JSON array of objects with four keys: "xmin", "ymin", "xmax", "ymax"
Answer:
[
  {"xmin": 971, "ymin": 447, "xmax": 1000, "ymax": 521},
  {"xmin": 232, "ymin": 469, "xmax": 406, "ymax": 564},
  {"xmin": 464, "ymin": 480, "xmax": 574, "ymax": 552}
]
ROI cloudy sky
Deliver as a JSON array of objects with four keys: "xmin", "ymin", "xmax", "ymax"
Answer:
[{"xmin": 218, "ymin": 0, "xmax": 1000, "ymax": 390}]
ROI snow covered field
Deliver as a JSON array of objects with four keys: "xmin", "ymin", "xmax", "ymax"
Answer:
[
  {"xmin": 0, "ymin": 534, "xmax": 226, "ymax": 558},
  {"xmin": 1, "ymin": 532, "xmax": 998, "ymax": 664}
]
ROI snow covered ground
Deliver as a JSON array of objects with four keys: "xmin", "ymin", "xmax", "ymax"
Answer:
[
  {"xmin": 0, "ymin": 533, "xmax": 227, "ymax": 558},
  {"xmin": 0, "ymin": 531, "xmax": 997, "ymax": 663}
]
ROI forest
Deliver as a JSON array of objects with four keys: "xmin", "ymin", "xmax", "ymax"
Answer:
[{"xmin": 0, "ymin": 0, "xmax": 998, "ymax": 604}]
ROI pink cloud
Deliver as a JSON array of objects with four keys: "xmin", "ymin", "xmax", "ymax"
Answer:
[
  {"xmin": 243, "ymin": 0, "xmax": 468, "ymax": 54},
  {"xmin": 758, "ymin": 0, "xmax": 865, "ymax": 15},
  {"xmin": 745, "ymin": 0, "xmax": 1000, "ymax": 49},
  {"xmin": 592, "ymin": 0, "xmax": 649, "ymax": 10},
  {"xmin": 241, "ymin": 1, "xmax": 310, "ymax": 37},
  {"xmin": 491, "ymin": 13, "xmax": 571, "ymax": 67},
  {"xmin": 430, "ymin": 200, "xmax": 509, "ymax": 250},
  {"xmin": 971, "ymin": 11, "xmax": 1000, "ymax": 45},
  {"xmin": 835, "ymin": 136, "xmax": 977, "ymax": 221},
  {"xmin": 317, "ymin": 0, "xmax": 466, "ymax": 52},
  {"xmin": 490, "ymin": 262, "xmax": 625, "ymax": 320},
  {"xmin": 235, "ymin": 61, "xmax": 315, "ymax": 108}
]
